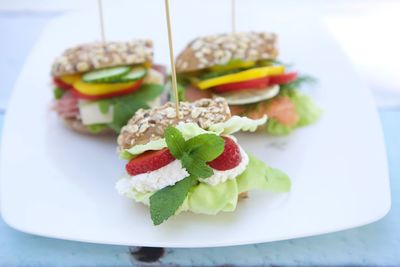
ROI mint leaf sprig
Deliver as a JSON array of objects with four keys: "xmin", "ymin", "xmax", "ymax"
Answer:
[{"xmin": 149, "ymin": 126, "xmax": 224, "ymax": 225}]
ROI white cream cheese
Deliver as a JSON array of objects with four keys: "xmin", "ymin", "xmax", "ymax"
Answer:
[
  {"xmin": 117, "ymin": 137, "xmax": 249, "ymax": 194},
  {"xmin": 199, "ymin": 145, "xmax": 249, "ymax": 186},
  {"xmin": 116, "ymin": 160, "xmax": 189, "ymax": 194}
]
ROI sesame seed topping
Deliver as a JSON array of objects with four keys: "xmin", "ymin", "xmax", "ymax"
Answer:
[
  {"xmin": 117, "ymin": 98, "xmax": 231, "ymax": 151},
  {"xmin": 175, "ymin": 32, "xmax": 278, "ymax": 73},
  {"xmin": 51, "ymin": 40, "xmax": 153, "ymax": 76}
]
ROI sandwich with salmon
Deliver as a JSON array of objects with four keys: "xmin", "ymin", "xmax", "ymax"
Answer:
[
  {"xmin": 52, "ymin": 40, "xmax": 166, "ymax": 134},
  {"xmin": 116, "ymin": 98, "xmax": 291, "ymax": 225},
  {"xmin": 176, "ymin": 32, "xmax": 321, "ymax": 135}
]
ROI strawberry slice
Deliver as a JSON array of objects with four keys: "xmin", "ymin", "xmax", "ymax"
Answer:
[
  {"xmin": 126, "ymin": 148, "xmax": 175, "ymax": 176},
  {"xmin": 208, "ymin": 137, "xmax": 242, "ymax": 171}
]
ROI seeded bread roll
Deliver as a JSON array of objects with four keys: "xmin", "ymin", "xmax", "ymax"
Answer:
[
  {"xmin": 117, "ymin": 98, "xmax": 231, "ymax": 151},
  {"xmin": 52, "ymin": 40, "xmax": 154, "ymax": 77},
  {"xmin": 176, "ymin": 32, "xmax": 278, "ymax": 73}
]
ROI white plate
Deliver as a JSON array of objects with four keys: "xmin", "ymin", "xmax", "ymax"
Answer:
[{"xmin": 0, "ymin": 3, "xmax": 391, "ymax": 248}]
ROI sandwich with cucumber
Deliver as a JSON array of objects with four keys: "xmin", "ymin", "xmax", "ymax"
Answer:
[
  {"xmin": 116, "ymin": 98, "xmax": 291, "ymax": 225},
  {"xmin": 52, "ymin": 40, "xmax": 166, "ymax": 134},
  {"xmin": 176, "ymin": 32, "xmax": 321, "ymax": 135}
]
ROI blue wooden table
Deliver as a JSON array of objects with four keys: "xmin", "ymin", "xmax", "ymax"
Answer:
[{"xmin": 1, "ymin": 11, "xmax": 400, "ymax": 267}]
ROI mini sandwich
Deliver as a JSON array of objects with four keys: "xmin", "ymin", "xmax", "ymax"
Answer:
[
  {"xmin": 52, "ymin": 40, "xmax": 166, "ymax": 134},
  {"xmin": 116, "ymin": 98, "xmax": 290, "ymax": 225},
  {"xmin": 176, "ymin": 32, "xmax": 321, "ymax": 135}
]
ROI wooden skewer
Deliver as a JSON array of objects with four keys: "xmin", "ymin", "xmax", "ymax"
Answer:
[
  {"xmin": 98, "ymin": 0, "xmax": 106, "ymax": 43},
  {"xmin": 164, "ymin": 0, "xmax": 180, "ymax": 118},
  {"xmin": 231, "ymin": 0, "xmax": 236, "ymax": 34}
]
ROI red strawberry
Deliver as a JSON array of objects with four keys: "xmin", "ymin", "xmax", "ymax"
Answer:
[
  {"xmin": 126, "ymin": 148, "xmax": 175, "ymax": 176},
  {"xmin": 208, "ymin": 136, "xmax": 242, "ymax": 171}
]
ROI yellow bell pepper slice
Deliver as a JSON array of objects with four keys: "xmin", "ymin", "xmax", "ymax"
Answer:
[
  {"xmin": 58, "ymin": 74, "xmax": 81, "ymax": 85},
  {"xmin": 196, "ymin": 66, "xmax": 285, "ymax": 90},
  {"xmin": 73, "ymin": 80, "xmax": 137, "ymax": 96}
]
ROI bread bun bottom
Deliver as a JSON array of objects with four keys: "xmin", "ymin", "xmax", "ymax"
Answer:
[
  {"xmin": 61, "ymin": 93, "xmax": 168, "ymax": 135},
  {"xmin": 63, "ymin": 118, "xmax": 113, "ymax": 135}
]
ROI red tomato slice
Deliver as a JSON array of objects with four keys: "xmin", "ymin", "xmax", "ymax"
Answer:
[
  {"xmin": 70, "ymin": 79, "xmax": 144, "ymax": 100},
  {"xmin": 269, "ymin": 72, "xmax": 298, "ymax": 85},
  {"xmin": 212, "ymin": 76, "xmax": 270, "ymax": 94},
  {"xmin": 126, "ymin": 148, "xmax": 175, "ymax": 176},
  {"xmin": 53, "ymin": 78, "xmax": 72, "ymax": 90}
]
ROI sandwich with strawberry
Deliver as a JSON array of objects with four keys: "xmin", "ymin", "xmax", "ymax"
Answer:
[
  {"xmin": 175, "ymin": 32, "xmax": 321, "ymax": 135},
  {"xmin": 52, "ymin": 40, "xmax": 166, "ymax": 134},
  {"xmin": 116, "ymin": 98, "xmax": 291, "ymax": 225}
]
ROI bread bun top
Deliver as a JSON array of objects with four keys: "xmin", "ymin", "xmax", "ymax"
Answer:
[
  {"xmin": 51, "ymin": 40, "xmax": 153, "ymax": 77},
  {"xmin": 117, "ymin": 98, "xmax": 231, "ymax": 151},
  {"xmin": 176, "ymin": 32, "xmax": 278, "ymax": 73}
]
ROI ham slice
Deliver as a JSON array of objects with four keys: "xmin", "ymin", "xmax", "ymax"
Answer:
[{"xmin": 53, "ymin": 91, "xmax": 80, "ymax": 119}]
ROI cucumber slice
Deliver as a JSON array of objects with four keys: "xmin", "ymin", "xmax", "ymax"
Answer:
[
  {"xmin": 213, "ymin": 85, "xmax": 280, "ymax": 105},
  {"xmin": 82, "ymin": 66, "xmax": 131, "ymax": 83},
  {"xmin": 117, "ymin": 66, "xmax": 147, "ymax": 82}
]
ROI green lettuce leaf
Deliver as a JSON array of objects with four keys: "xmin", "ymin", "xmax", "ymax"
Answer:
[
  {"xmin": 236, "ymin": 154, "xmax": 291, "ymax": 193},
  {"xmin": 209, "ymin": 115, "xmax": 267, "ymax": 134},
  {"xmin": 266, "ymin": 119, "xmax": 295, "ymax": 135},
  {"xmin": 182, "ymin": 178, "xmax": 239, "ymax": 214},
  {"xmin": 122, "ymin": 154, "xmax": 290, "ymax": 216},
  {"xmin": 107, "ymin": 83, "xmax": 164, "ymax": 132},
  {"xmin": 288, "ymin": 90, "xmax": 322, "ymax": 127},
  {"xmin": 120, "ymin": 139, "xmax": 166, "ymax": 160}
]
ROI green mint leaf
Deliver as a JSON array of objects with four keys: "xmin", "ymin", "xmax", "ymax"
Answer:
[
  {"xmin": 164, "ymin": 126, "xmax": 185, "ymax": 159},
  {"xmin": 98, "ymin": 100, "xmax": 111, "ymax": 114},
  {"xmin": 53, "ymin": 88, "xmax": 65, "ymax": 100},
  {"xmin": 150, "ymin": 175, "xmax": 197, "ymax": 225},
  {"xmin": 181, "ymin": 153, "xmax": 213, "ymax": 179},
  {"xmin": 184, "ymin": 133, "xmax": 224, "ymax": 162}
]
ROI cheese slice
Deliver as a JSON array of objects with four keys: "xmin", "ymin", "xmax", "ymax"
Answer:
[{"xmin": 79, "ymin": 100, "xmax": 114, "ymax": 125}]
